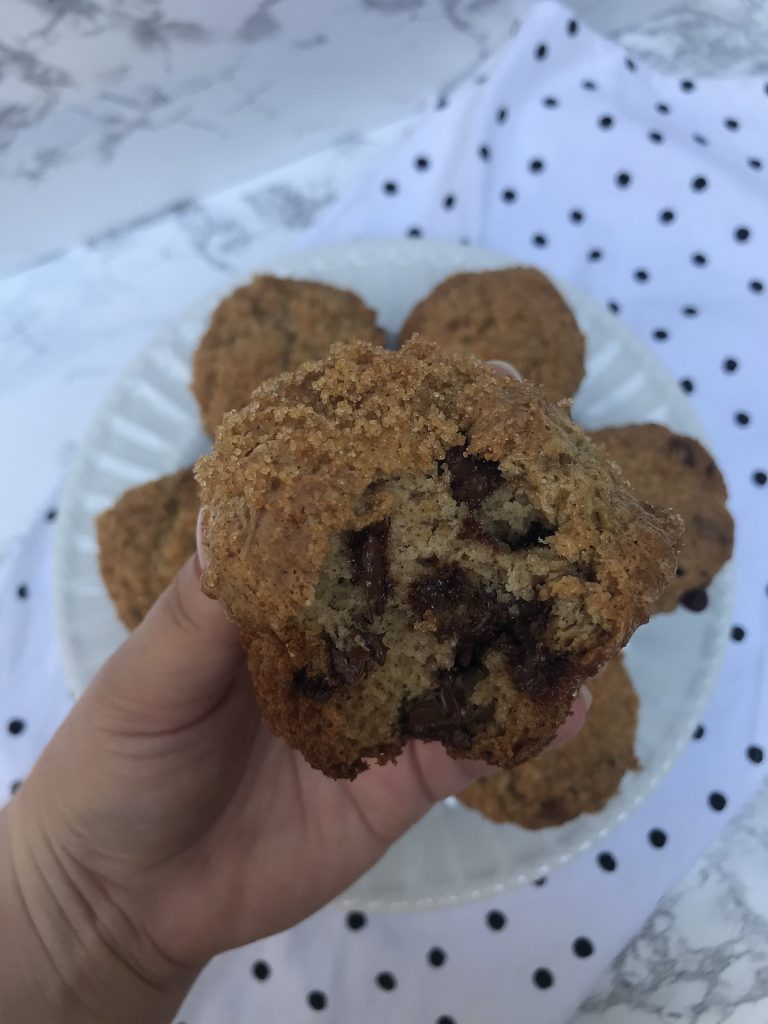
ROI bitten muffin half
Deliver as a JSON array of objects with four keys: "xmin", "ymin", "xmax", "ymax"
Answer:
[{"xmin": 196, "ymin": 337, "xmax": 681, "ymax": 779}]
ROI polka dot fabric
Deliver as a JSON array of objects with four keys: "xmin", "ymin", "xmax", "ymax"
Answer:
[{"xmin": 2, "ymin": 4, "xmax": 768, "ymax": 1023}]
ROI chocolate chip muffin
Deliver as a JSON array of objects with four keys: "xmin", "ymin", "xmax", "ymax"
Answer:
[
  {"xmin": 398, "ymin": 267, "xmax": 585, "ymax": 402},
  {"xmin": 97, "ymin": 467, "xmax": 199, "ymax": 629},
  {"xmin": 591, "ymin": 424, "xmax": 733, "ymax": 613},
  {"xmin": 196, "ymin": 337, "xmax": 681, "ymax": 780},
  {"xmin": 459, "ymin": 656, "xmax": 639, "ymax": 828},
  {"xmin": 192, "ymin": 275, "xmax": 387, "ymax": 435}
]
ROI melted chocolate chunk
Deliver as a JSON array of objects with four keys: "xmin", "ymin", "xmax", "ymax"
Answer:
[
  {"xmin": 347, "ymin": 520, "xmax": 390, "ymax": 619},
  {"xmin": 408, "ymin": 564, "xmax": 506, "ymax": 643},
  {"xmin": 357, "ymin": 630, "xmax": 388, "ymax": 665},
  {"xmin": 492, "ymin": 601, "xmax": 566, "ymax": 698},
  {"xmin": 680, "ymin": 587, "xmax": 709, "ymax": 612},
  {"xmin": 668, "ymin": 436, "xmax": 697, "ymax": 469},
  {"xmin": 328, "ymin": 643, "xmax": 372, "ymax": 688},
  {"xmin": 443, "ymin": 445, "xmax": 503, "ymax": 504},
  {"xmin": 292, "ymin": 667, "xmax": 337, "ymax": 702},
  {"xmin": 402, "ymin": 670, "xmax": 492, "ymax": 750}
]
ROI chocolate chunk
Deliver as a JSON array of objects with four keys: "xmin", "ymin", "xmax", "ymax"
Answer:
[
  {"xmin": 347, "ymin": 520, "xmax": 390, "ymax": 619},
  {"xmin": 494, "ymin": 601, "xmax": 566, "ymax": 698},
  {"xmin": 668, "ymin": 436, "xmax": 697, "ymax": 469},
  {"xmin": 293, "ymin": 667, "xmax": 337, "ymax": 702},
  {"xmin": 460, "ymin": 513, "xmax": 554, "ymax": 551},
  {"xmin": 329, "ymin": 642, "xmax": 372, "ymax": 688},
  {"xmin": 409, "ymin": 564, "xmax": 506, "ymax": 643},
  {"xmin": 357, "ymin": 630, "xmax": 388, "ymax": 665},
  {"xmin": 514, "ymin": 520, "xmax": 555, "ymax": 549},
  {"xmin": 680, "ymin": 587, "xmax": 708, "ymax": 612},
  {"xmin": 443, "ymin": 445, "xmax": 503, "ymax": 504},
  {"xmin": 402, "ymin": 671, "xmax": 492, "ymax": 750}
]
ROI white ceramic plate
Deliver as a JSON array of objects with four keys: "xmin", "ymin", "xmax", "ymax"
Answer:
[{"xmin": 54, "ymin": 239, "xmax": 733, "ymax": 911}]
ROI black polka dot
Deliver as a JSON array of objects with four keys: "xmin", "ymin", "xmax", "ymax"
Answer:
[
  {"xmin": 7, "ymin": 719, "xmax": 25, "ymax": 736},
  {"xmin": 731, "ymin": 626, "xmax": 746, "ymax": 641},
  {"xmin": 724, "ymin": 117, "xmax": 740, "ymax": 130},
  {"xmin": 597, "ymin": 851, "xmax": 617, "ymax": 871},
  {"xmin": 691, "ymin": 252, "xmax": 708, "ymax": 266},
  {"xmin": 615, "ymin": 171, "xmax": 631, "ymax": 187},
  {"xmin": 535, "ymin": 43, "xmax": 548, "ymax": 60},
  {"xmin": 501, "ymin": 188, "xmax": 517, "ymax": 204},
  {"xmin": 723, "ymin": 357, "xmax": 738, "ymax": 372},
  {"xmin": 496, "ymin": 107, "xmax": 507, "ymax": 123},
  {"xmin": 542, "ymin": 96, "xmax": 559, "ymax": 108},
  {"xmin": 753, "ymin": 470, "xmax": 767, "ymax": 486},
  {"xmin": 655, "ymin": 101, "xmax": 670, "ymax": 115},
  {"xmin": 567, "ymin": 18, "xmax": 579, "ymax": 35},
  {"xmin": 533, "ymin": 968, "xmax": 554, "ymax": 989},
  {"xmin": 692, "ymin": 132, "xmax": 708, "ymax": 146},
  {"xmin": 573, "ymin": 937, "xmax": 594, "ymax": 958},
  {"xmin": 10, "ymin": 780, "xmax": 22, "ymax": 795},
  {"xmin": 680, "ymin": 378, "xmax": 694, "ymax": 393},
  {"xmin": 46, "ymin": 508, "xmax": 57, "ymax": 521},
  {"xmin": 487, "ymin": 910, "xmax": 506, "ymax": 931},
  {"xmin": 17, "ymin": 584, "xmax": 29, "ymax": 599},
  {"xmin": 528, "ymin": 158, "xmax": 545, "ymax": 173},
  {"xmin": 478, "ymin": 144, "xmax": 491, "ymax": 161},
  {"xmin": 681, "ymin": 588, "xmax": 708, "ymax": 611},
  {"xmin": 307, "ymin": 990, "xmax": 327, "ymax": 1010},
  {"xmin": 749, "ymin": 279, "xmax": 764, "ymax": 293},
  {"xmin": 607, "ymin": 300, "xmax": 621, "ymax": 314},
  {"xmin": 734, "ymin": 226, "xmax": 751, "ymax": 242},
  {"xmin": 680, "ymin": 78, "xmax": 695, "ymax": 92},
  {"xmin": 532, "ymin": 233, "xmax": 547, "ymax": 247},
  {"xmin": 569, "ymin": 209, "xmax": 584, "ymax": 223},
  {"xmin": 588, "ymin": 248, "xmax": 602, "ymax": 262},
  {"xmin": 346, "ymin": 911, "xmax": 366, "ymax": 930},
  {"xmin": 735, "ymin": 411, "xmax": 750, "ymax": 426},
  {"xmin": 648, "ymin": 828, "xmax": 667, "ymax": 848},
  {"xmin": 693, "ymin": 724, "xmax": 705, "ymax": 740},
  {"xmin": 691, "ymin": 176, "xmax": 708, "ymax": 192},
  {"xmin": 633, "ymin": 268, "xmax": 650, "ymax": 282},
  {"xmin": 534, "ymin": 876, "xmax": 547, "ymax": 886},
  {"xmin": 407, "ymin": 227, "xmax": 422, "ymax": 238},
  {"xmin": 383, "ymin": 180, "xmax": 398, "ymax": 195},
  {"xmin": 652, "ymin": 328, "xmax": 668, "ymax": 341},
  {"xmin": 625, "ymin": 56, "xmax": 637, "ymax": 71},
  {"xmin": 598, "ymin": 114, "xmax": 614, "ymax": 129},
  {"xmin": 436, "ymin": 96, "xmax": 448, "ymax": 110},
  {"xmin": 708, "ymin": 792, "xmax": 727, "ymax": 811},
  {"xmin": 748, "ymin": 157, "xmax": 763, "ymax": 170},
  {"xmin": 376, "ymin": 972, "xmax": 396, "ymax": 991},
  {"xmin": 252, "ymin": 960, "xmax": 271, "ymax": 981},
  {"xmin": 428, "ymin": 947, "xmax": 446, "ymax": 967},
  {"xmin": 748, "ymin": 745, "xmax": 764, "ymax": 764},
  {"xmin": 682, "ymin": 305, "xmax": 698, "ymax": 317},
  {"xmin": 659, "ymin": 208, "xmax": 675, "ymax": 223},
  {"xmin": 415, "ymin": 156, "xmax": 430, "ymax": 171},
  {"xmin": 443, "ymin": 194, "xmax": 456, "ymax": 209},
  {"xmin": 648, "ymin": 130, "xmax": 664, "ymax": 144},
  {"xmin": 437, "ymin": 1017, "xmax": 456, "ymax": 1024},
  {"xmin": 582, "ymin": 79, "xmax": 597, "ymax": 91}
]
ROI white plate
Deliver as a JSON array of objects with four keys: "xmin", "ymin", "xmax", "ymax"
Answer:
[{"xmin": 54, "ymin": 239, "xmax": 733, "ymax": 911}]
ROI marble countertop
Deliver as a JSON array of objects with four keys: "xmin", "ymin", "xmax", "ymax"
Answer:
[{"xmin": 2, "ymin": 1, "xmax": 768, "ymax": 1022}]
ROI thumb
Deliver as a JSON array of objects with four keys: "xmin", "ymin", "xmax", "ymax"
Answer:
[{"xmin": 88, "ymin": 554, "xmax": 244, "ymax": 730}]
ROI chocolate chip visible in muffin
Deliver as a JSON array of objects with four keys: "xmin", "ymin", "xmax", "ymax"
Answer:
[
  {"xmin": 196, "ymin": 337, "xmax": 681, "ymax": 779},
  {"xmin": 459, "ymin": 656, "xmax": 639, "ymax": 828},
  {"xmin": 97, "ymin": 467, "xmax": 198, "ymax": 629},
  {"xmin": 591, "ymin": 424, "xmax": 733, "ymax": 613},
  {"xmin": 192, "ymin": 275, "xmax": 387, "ymax": 435},
  {"xmin": 398, "ymin": 267, "xmax": 585, "ymax": 402}
]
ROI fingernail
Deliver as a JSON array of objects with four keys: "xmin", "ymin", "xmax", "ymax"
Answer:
[
  {"xmin": 580, "ymin": 684, "xmax": 593, "ymax": 711},
  {"xmin": 195, "ymin": 508, "xmax": 209, "ymax": 573},
  {"xmin": 486, "ymin": 359, "xmax": 522, "ymax": 380}
]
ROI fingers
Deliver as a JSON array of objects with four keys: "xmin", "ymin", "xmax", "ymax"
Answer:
[
  {"xmin": 90, "ymin": 555, "xmax": 244, "ymax": 730},
  {"xmin": 547, "ymin": 686, "xmax": 591, "ymax": 750}
]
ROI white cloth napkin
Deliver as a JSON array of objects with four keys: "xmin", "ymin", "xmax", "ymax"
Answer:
[{"xmin": 2, "ymin": 3, "xmax": 767, "ymax": 1022}]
